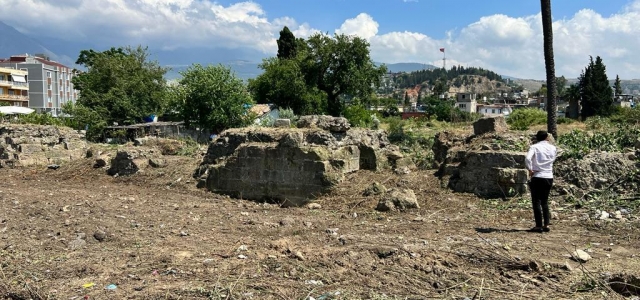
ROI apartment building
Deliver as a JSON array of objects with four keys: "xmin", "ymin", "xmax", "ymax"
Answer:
[
  {"xmin": 0, "ymin": 54, "xmax": 77, "ymax": 116},
  {"xmin": 0, "ymin": 67, "xmax": 29, "ymax": 107},
  {"xmin": 455, "ymin": 92, "xmax": 477, "ymax": 114}
]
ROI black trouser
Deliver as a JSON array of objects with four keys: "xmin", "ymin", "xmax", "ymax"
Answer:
[{"xmin": 529, "ymin": 177, "xmax": 553, "ymax": 227}]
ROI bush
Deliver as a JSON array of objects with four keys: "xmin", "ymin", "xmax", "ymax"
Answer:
[
  {"xmin": 610, "ymin": 106, "xmax": 640, "ymax": 125},
  {"xmin": 557, "ymin": 117, "xmax": 576, "ymax": 124},
  {"xmin": 14, "ymin": 113, "xmax": 78, "ymax": 128},
  {"xmin": 507, "ymin": 108, "xmax": 547, "ymax": 130},
  {"xmin": 343, "ymin": 105, "xmax": 373, "ymax": 128},
  {"xmin": 258, "ymin": 116, "xmax": 275, "ymax": 127},
  {"xmin": 277, "ymin": 107, "xmax": 298, "ymax": 126},
  {"xmin": 584, "ymin": 115, "xmax": 612, "ymax": 130},
  {"xmin": 558, "ymin": 125, "xmax": 640, "ymax": 159},
  {"xmin": 386, "ymin": 117, "xmax": 434, "ymax": 169}
]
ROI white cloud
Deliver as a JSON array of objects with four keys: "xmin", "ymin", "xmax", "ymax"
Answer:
[
  {"xmin": 2, "ymin": 0, "xmax": 640, "ymax": 79},
  {"xmin": 335, "ymin": 13, "xmax": 379, "ymax": 40},
  {"xmin": 362, "ymin": 0, "xmax": 640, "ymax": 79},
  {"xmin": 0, "ymin": 0, "xmax": 318, "ymax": 54}
]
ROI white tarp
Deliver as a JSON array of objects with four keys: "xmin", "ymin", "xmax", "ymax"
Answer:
[
  {"xmin": 12, "ymin": 75, "xmax": 26, "ymax": 83},
  {"xmin": 0, "ymin": 106, "xmax": 35, "ymax": 115}
]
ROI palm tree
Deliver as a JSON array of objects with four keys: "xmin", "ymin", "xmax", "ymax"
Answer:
[{"xmin": 541, "ymin": 0, "xmax": 557, "ymax": 137}]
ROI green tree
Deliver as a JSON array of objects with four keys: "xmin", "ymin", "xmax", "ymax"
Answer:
[
  {"xmin": 614, "ymin": 75, "xmax": 623, "ymax": 96},
  {"xmin": 541, "ymin": 0, "xmax": 558, "ymax": 137},
  {"xmin": 432, "ymin": 79, "xmax": 447, "ymax": 97},
  {"xmin": 72, "ymin": 46, "xmax": 168, "ymax": 126},
  {"xmin": 299, "ymin": 33, "xmax": 387, "ymax": 116},
  {"xmin": 249, "ymin": 57, "xmax": 326, "ymax": 115},
  {"xmin": 404, "ymin": 91, "xmax": 410, "ymax": 107},
  {"xmin": 277, "ymin": 26, "xmax": 298, "ymax": 60},
  {"xmin": 177, "ymin": 64, "xmax": 253, "ymax": 133},
  {"xmin": 566, "ymin": 84, "xmax": 581, "ymax": 119},
  {"xmin": 556, "ymin": 76, "xmax": 567, "ymax": 98},
  {"xmin": 579, "ymin": 56, "xmax": 614, "ymax": 118}
]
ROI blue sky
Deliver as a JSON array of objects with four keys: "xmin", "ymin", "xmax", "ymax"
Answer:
[
  {"xmin": 1, "ymin": 0, "xmax": 639, "ymax": 79},
  {"xmin": 253, "ymin": 0, "xmax": 631, "ymax": 38}
]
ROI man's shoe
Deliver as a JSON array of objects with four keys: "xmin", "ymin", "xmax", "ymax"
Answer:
[{"xmin": 527, "ymin": 227, "xmax": 543, "ymax": 233}]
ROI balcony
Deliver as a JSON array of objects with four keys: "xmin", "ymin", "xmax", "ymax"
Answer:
[
  {"xmin": 0, "ymin": 94, "xmax": 28, "ymax": 101},
  {"xmin": 0, "ymin": 80, "xmax": 11, "ymax": 86},
  {"xmin": 11, "ymin": 81, "xmax": 29, "ymax": 89}
]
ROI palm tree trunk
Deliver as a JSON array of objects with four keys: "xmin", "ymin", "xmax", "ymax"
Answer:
[{"xmin": 541, "ymin": 0, "xmax": 558, "ymax": 137}]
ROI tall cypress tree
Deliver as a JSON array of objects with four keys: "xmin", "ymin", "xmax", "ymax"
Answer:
[
  {"xmin": 579, "ymin": 56, "xmax": 613, "ymax": 118},
  {"xmin": 614, "ymin": 75, "xmax": 623, "ymax": 96},
  {"xmin": 277, "ymin": 26, "xmax": 297, "ymax": 59}
]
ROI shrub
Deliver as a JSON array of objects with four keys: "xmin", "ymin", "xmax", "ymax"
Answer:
[
  {"xmin": 343, "ymin": 105, "xmax": 373, "ymax": 128},
  {"xmin": 506, "ymin": 108, "xmax": 547, "ymax": 130},
  {"xmin": 386, "ymin": 117, "xmax": 434, "ymax": 169},
  {"xmin": 277, "ymin": 107, "xmax": 298, "ymax": 126},
  {"xmin": 584, "ymin": 115, "xmax": 612, "ymax": 130},
  {"xmin": 610, "ymin": 106, "xmax": 640, "ymax": 125},
  {"xmin": 557, "ymin": 117, "xmax": 576, "ymax": 124},
  {"xmin": 258, "ymin": 116, "xmax": 275, "ymax": 127},
  {"xmin": 558, "ymin": 125, "xmax": 640, "ymax": 159}
]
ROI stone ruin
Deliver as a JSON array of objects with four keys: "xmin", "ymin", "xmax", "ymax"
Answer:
[
  {"xmin": 194, "ymin": 115, "xmax": 409, "ymax": 206},
  {"xmin": 434, "ymin": 116, "xmax": 533, "ymax": 198},
  {"xmin": 0, "ymin": 124, "xmax": 87, "ymax": 168},
  {"xmin": 434, "ymin": 116, "xmax": 640, "ymax": 199},
  {"xmin": 554, "ymin": 152, "xmax": 638, "ymax": 198}
]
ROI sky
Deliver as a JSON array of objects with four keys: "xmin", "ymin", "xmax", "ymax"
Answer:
[{"xmin": 1, "ymin": 0, "xmax": 639, "ymax": 79}]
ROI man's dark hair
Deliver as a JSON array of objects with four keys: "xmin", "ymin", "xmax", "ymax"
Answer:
[{"xmin": 536, "ymin": 130, "xmax": 549, "ymax": 142}]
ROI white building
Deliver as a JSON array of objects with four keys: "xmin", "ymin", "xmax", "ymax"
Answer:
[
  {"xmin": 455, "ymin": 92, "xmax": 477, "ymax": 113},
  {"xmin": 477, "ymin": 104, "xmax": 510, "ymax": 117}
]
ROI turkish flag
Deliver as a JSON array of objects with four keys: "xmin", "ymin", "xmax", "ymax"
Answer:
[{"xmin": 439, "ymin": 48, "xmax": 445, "ymax": 53}]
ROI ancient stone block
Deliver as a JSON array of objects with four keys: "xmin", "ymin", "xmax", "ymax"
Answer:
[
  {"xmin": 297, "ymin": 115, "xmax": 351, "ymax": 132},
  {"xmin": 376, "ymin": 189, "xmax": 419, "ymax": 211},
  {"xmin": 273, "ymin": 119, "xmax": 291, "ymax": 128},
  {"xmin": 107, "ymin": 151, "xmax": 140, "ymax": 176},
  {"xmin": 64, "ymin": 141, "xmax": 87, "ymax": 151},
  {"xmin": 196, "ymin": 126, "xmax": 397, "ymax": 206},
  {"xmin": 19, "ymin": 144, "xmax": 43, "ymax": 154},
  {"xmin": 473, "ymin": 117, "xmax": 508, "ymax": 135}
]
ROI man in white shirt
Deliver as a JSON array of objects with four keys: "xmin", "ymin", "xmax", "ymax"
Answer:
[{"xmin": 525, "ymin": 130, "xmax": 557, "ymax": 233}]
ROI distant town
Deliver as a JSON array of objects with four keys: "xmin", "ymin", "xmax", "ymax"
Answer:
[{"xmin": 0, "ymin": 52, "xmax": 636, "ymax": 120}]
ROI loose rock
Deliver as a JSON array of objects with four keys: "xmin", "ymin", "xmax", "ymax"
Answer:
[
  {"xmin": 572, "ymin": 249, "xmax": 592, "ymax": 263},
  {"xmin": 376, "ymin": 189, "xmax": 419, "ymax": 212},
  {"xmin": 93, "ymin": 230, "xmax": 107, "ymax": 242}
]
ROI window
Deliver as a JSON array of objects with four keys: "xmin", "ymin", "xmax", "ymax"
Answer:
[
  {"xmin": 8, "ymin": 90, "xmax": 15, "ymax": 95},
  {"xmin": 47, "ymin": 96, "xmax": 52, "ymax": 103},
  {"xmin": 0, "ymin": 75, "xmax": 4, "ymax": 81},
  {"xmin": 48, "ymin": 84, "xmax": 52, "ymax": 90},
  {"xmin": 462, "ymin": 94, "xmax": 466, "ymax": 99},
  {"xmin": 46, "ymin": 71, "xmax": 52, "ymax": 78},
  {"xmin": 492, "ymin": 109, "xmax": 495, "ymax": 114}
]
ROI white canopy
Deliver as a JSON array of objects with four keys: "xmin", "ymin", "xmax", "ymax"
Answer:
[
  {"xmin": 12, "ymin": 75, "xmax": 26, "ymax": 83},
  {"xmin": 0, "ymin": 106, "xmax": 35, "ymax": 115}
]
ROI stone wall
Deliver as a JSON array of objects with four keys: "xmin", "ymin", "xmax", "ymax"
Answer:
[
  {"xmin": 194, "ymin": 117, "xmax": 405, "ymax": 206},
  {"xmin": 434, "ymin": 117, "xmax": 533, "ymax": 198},
  {"xmin": 0, "ymin": 124, "xmax": 87, "ymax": 168}
]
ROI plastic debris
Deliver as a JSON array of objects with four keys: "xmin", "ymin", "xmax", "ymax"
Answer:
[
  {"xmin": 106, "ymin": 284, "xmax": 117, "ymax": 290},
  {"xmin": 82, "ymin": 282, "xmax": 95, "ymax": 289}
]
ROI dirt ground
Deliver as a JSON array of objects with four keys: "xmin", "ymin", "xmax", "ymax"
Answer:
[{"xmin": 1, "ymin": 154, "xmax": 639, "ymax": 300}]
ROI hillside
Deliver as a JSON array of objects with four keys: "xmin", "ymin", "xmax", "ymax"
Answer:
[
  {"xmin": 380, "ymin": 62, "xmax": 437, "ymax": 73},
  {"xmin": 516, "ymin": 78, "xmax": 640, "ymax": 95},
  {"xmin": 447, "ymin": 75, "xmax": 511, "ymax": 94}
]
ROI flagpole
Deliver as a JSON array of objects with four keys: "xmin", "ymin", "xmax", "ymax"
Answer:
[{"xmin": 443, "ymin": 48, "xmax": 446, "ymax": 70}]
